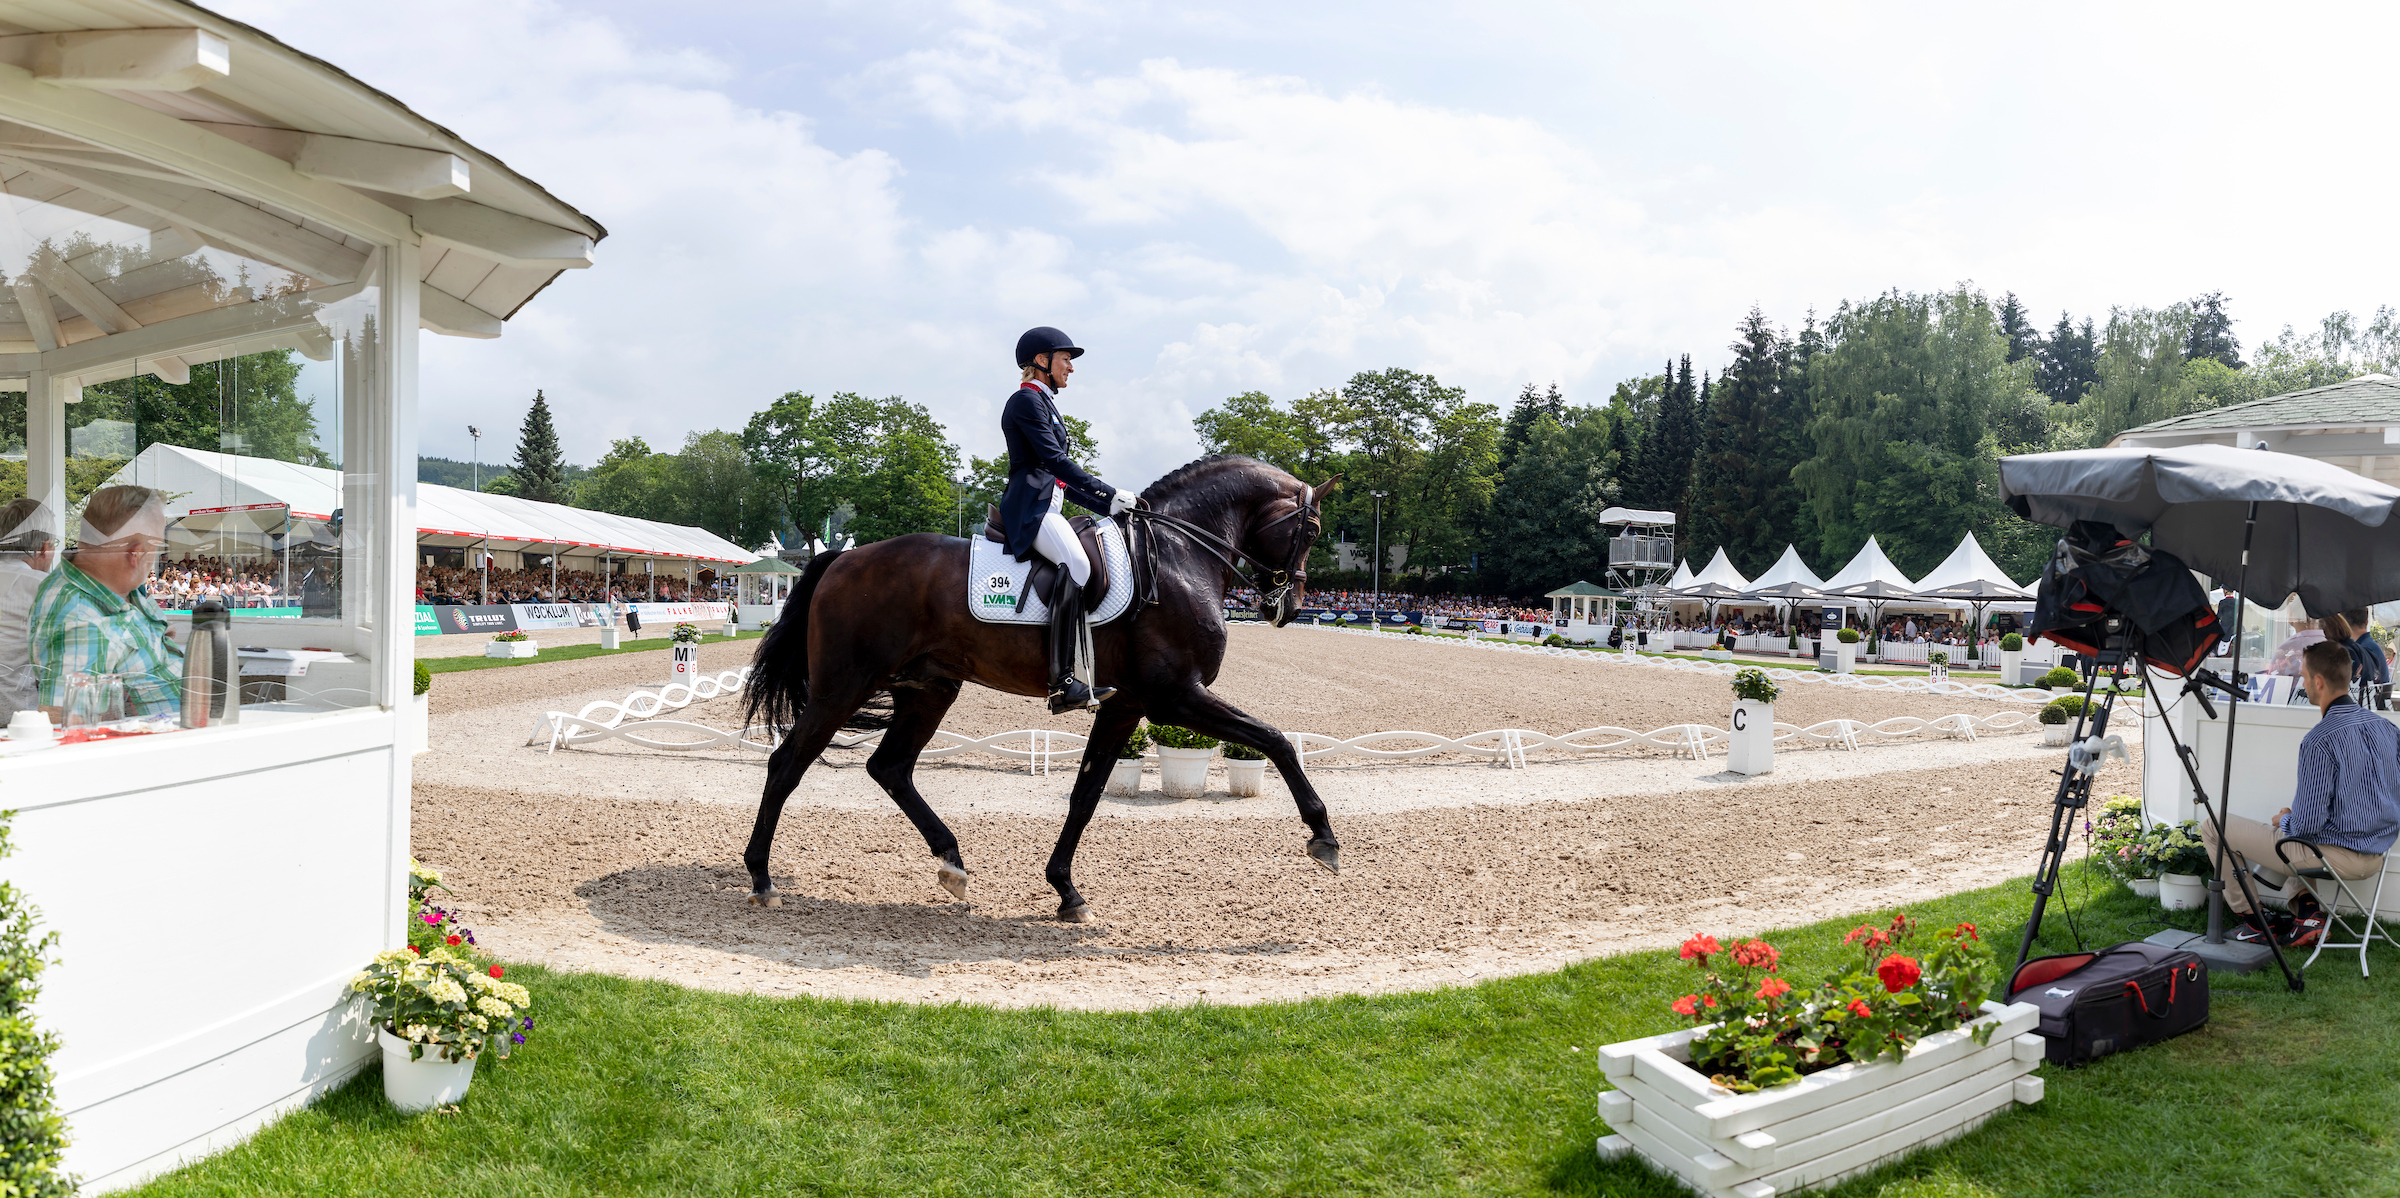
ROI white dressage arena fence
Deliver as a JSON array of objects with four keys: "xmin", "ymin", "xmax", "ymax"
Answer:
[{"xmin": 526, "ymin": 645, "xmax": 2058, "ymax": 770}]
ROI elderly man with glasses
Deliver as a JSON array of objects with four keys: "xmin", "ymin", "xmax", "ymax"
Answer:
[{"xmin": 29, "ymin": 484, "xmax": 182, "ymax": 719}]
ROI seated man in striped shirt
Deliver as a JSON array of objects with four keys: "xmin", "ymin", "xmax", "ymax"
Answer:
[
  {"xmin": 29, "ymin": 485, "xmax": 182, "ymax": 720},
  {"xmin": 2207, "ymin": 640, "xmax": 2400, "ymax": 947}
]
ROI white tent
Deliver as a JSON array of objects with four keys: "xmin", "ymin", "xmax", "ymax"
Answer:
[
  {"xmin": 1688, "ymin": 547, "xmax": 1753, "ymax": 591},
  {"xmin": 1665, "ymin": 558, "xmax": 1695, "ymax": 589},
  {"xmin": 1821, "ymin": 536, "xmax": 1920, "ymax": 592},
  {"xmin": 107, "ymin": 444, "xmax": 757, "ymax": 565},
  {"xmin": 1745, "ymin": 544, "xmax": 1827, "ymax": 591},
  {"xmin": 1912, "ymin": 531, "xmax": 2033, "ymax": 598}
]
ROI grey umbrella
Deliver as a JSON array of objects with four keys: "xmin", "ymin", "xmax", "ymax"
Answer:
[
  {"xmin": 1670, "ymin": 579, "xmax": 1749, "ymax": 625},
  {"xmin": 1742, "ymin": 579, "xmax": 1830, "ymax": 636},
  {"xmin": 1998, "ymin": 443, "xmax": 2400, "ymax": 616}
]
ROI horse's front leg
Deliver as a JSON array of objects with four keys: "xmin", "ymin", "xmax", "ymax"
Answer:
[
  {"xmin": 1149, "ymin": 685, "xmax": 1339, "ymax": 874},
  {"xmin": 1045, "ymin": 699, "xmax": 1145, "ymax": 922}
]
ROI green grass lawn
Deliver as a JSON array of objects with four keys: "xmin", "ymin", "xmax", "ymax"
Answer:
[
  {"xmin": 419, "ymin": 630, "xmax": 763, "ymax": 676},
  {"xmin": 129, "ymin": 864, "xmax": 2400, "ymax": 1197}
]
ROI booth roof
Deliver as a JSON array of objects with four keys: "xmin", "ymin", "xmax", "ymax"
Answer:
[
  {"xmin": 107, "ymin": 443, "xmax": 756, "ymax": 562},
  {"xmin": 1912, "ymin": 531, "xmax": 2032, "ymax": 598},
  {"xmin": 729, "ymin": 556, "xmax": 806, "ymax": 575},
  {"xmin": 1544, "ymin": 579, "xmax": 1620, "ymax": 598},
  {"xmin": 1598, "ymin": 506, "xmax": 1676, "ymax": 528}
]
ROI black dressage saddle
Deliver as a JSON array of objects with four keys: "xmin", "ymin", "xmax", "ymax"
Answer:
[{"xmin": 984, "ymin": 505, "xmax": 1110, "ymax": 614}]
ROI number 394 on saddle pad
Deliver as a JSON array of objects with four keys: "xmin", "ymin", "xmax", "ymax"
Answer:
[{"xmin": 966, "ymin": 514, "xmax": 1136, "ymax": 626}]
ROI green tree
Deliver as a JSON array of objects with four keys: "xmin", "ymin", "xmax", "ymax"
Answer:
[
  {"xmin": 1997, "ymin": 292, "xmax": 2038, "ymax": 363},
  {"xmin": 2036, "ymin": 312, "xmax": 2100, "ymax": 404},
  {"xmin": 72, "ymin": 350, "xmax": 327, "ymax": 466},
  {"xmin": 742, "ymin": 391, "xmax": 876, "ymax": 552},
  {"xmin": 1480, "ymin": 407, "xmax": 1618, "ymax": 593},
  {"xmin": 1193, "ymin": 390, "xmax": 1322, "ymax": 478},
  {"xmin": 2085, "ymin": 303, "xmax": 2200, "ymax": 445},
  {"xmin": 1627, "ymin": 356, "xmax": 1699, "ymax": 516},
  {"xmin": 576, "ymin": 435, "xmax": 677, "ymax": 522},
  {"xmin": 509, "ymin": 389, "xmax": 566, "ymax": 503},
  {"xmin": 672, "ymin": 429, "xmax": 777, "ymax": 546},
  {"xmin": 2184, "ymin": 291, "xmax": 2243, "ymax": 368},
  {"xmin": 1690, "ymin": 308, "xmax": 1808, "ymax": 574},
  {"xmin": 1495, "ymin": 382, "xmax": 1566, "ymax": 481},
  {"xmin": 844, "ymin": 400, "xmax": 964, "ymax": 543}
]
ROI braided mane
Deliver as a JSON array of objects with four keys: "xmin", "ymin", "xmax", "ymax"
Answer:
[{"xmin": 1140, "ymin": 454, "xmax": 1270, "ymax": 508}]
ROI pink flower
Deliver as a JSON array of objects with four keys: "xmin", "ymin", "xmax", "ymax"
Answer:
[{"xmin": 422, "ymin": 913, "xmax": 442, "ymax": 925}]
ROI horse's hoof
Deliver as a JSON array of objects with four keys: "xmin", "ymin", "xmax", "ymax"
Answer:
[
  {"xmin": 747, "ymin": 886, "xmax": 782, "ymax": 908},
  {"xmin": 1058, "ymin": 901, "xmax": 1092, "ymax": 924},
  {"xmin": 937, "ymin": 863, "xmax": 971, "ymax": 901},
  {"xmin": 1306, "ymin": 839, "xmax": 1341, "ymax": 874}
]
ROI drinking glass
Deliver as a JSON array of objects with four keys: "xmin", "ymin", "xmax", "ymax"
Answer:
[
  {"xmin": 96, "ymin": 674, "xmax": 126, "ymax": 727},
  {"xmin": 62, "ymin": 673, "xmax": 101, "ymax": 732}
]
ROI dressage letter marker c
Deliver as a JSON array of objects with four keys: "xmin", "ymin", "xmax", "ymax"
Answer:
[{"xmin": 1732, "ymin": 708, "xmax": 1747, "ymax": 732}]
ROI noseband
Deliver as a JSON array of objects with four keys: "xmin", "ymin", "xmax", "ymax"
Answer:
[{"xmin": 1124, "ymin": 483, "xmax": 1320, "ymax": 614}]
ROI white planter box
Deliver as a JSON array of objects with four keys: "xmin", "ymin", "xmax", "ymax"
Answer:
[
  {"xmin": 599, "ymin": 624, "xmax": 621, "ymax": 650},
  {"xmin": 2041, "ymin": 725, "xmax": 2070, "ymax": 746},
  {"xmin": 1997, "ymin": 649, "xmax": 2022, "ymax": 681},
  {"xmin": 1598, "ymin": 1001, "xmax": 2044, "ymax": 1198},
  {"xmin": 1703, "ymin": 649, "xmax": 1733, "ymax": 661},
  {"xmin": 1833, "ymin": 641, "xmax": 1856, "ymax": 674},
  {"xmin": 1727, "ymin": 700, "xmax": 1774, "ymax": 776},
  {"xmin": 1156, "ymin": 745, "xmax": 1215, "ymax": 798},
  {"xmin": 408, "ymin": 691, "xmax": 430, "ymax": 756},
  {"xmin": 670, "ymin": 643, "xmax": 700, "ymax": 684},
  {"xmin": 1224, "ymin": 757, "xmax": 1268, "ymax": 796},
  {"xmin": 1105, "ymin": 758, "xmax": 1143, "ymax": 797},
  {"xmin": 483, "ymin": 641, "xmax": 539, "ymax": 658}
]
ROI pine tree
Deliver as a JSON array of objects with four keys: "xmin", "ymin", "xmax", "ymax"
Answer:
[
  {"xmin": 511, "ymin": 389, "xmax": 566, "ymax": 503},
  {"xmin": 1689, "ymin": 311, "xmax": 1806, "ymax": 573},
  {"xmin": 1997, "ymin": 292, "xmax": 2037, "ymax": 362},
  {"xmin": 1495, "ymin": 382, "xmax": 1565, "ymax": 480},
  {"xmin": 2037, "ymin": 313, "xmax": 2100, "ymax": 404},
  {"xmin": 1636, "ymin": 355, "xmax": 1700, "ymax": 526},
  {"xmin": 2184, "ymin": 291, "xmax": 2243, "ymax": 368}
]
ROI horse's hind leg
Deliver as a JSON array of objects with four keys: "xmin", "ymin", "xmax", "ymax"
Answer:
[
  {"xmin": 866, "ymin": 681, "xmax": 974, "ymax": 901},
  {"xmin": 742, "ymin": 680, "xmax": 876, "ymax": 905}
]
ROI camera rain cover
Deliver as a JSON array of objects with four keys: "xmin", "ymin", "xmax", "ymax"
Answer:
[{"xmin": 2028, "ymin": 521, "xmax": 2223, "ymax": 676}]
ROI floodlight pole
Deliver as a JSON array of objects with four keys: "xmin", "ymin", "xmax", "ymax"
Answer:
[
  {"xmin": 469, "ymin": 425, "xmax": 481, "ymax": 491},
  {"xmin": 1371, "ymin": 490, "xmax": 1387, "ymax": 615}
]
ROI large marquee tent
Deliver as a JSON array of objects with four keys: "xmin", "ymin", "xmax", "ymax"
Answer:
[{"xmin": 105, "ymin": 443, "xmax": 756, "ymax": 573}]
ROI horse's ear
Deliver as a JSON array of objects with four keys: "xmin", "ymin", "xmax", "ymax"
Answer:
[{"xmin": 1314, "ymin": 473, "xmax": 1343, "ymax": 497}]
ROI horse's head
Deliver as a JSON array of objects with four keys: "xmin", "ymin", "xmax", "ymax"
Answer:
[{"xmin": 1244, "ymin": 472, "xmax": 1339, "ymax": 627}]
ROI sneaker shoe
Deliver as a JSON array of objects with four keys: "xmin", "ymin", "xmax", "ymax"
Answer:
[
  {"xmin": 2289, "ymin": 891, "xmax": 2326, "ymax": 923},
  {"xmin": 2231, "ymin": 913, "xmax": 2278, "ymax": 943},
  {"xmin": 2283, "ymin": 915, "xmax": 2328, "ymax": 949}
]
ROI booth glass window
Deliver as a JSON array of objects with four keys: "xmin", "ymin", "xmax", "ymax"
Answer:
[{"xmin": 0, "ymin": 147, "xmax": 391, "ymax": 729}]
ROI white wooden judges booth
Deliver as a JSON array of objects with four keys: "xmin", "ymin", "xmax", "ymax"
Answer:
[{"xmin": 0, "ymin": 7, "xmax": 600, "ymax": 1189}]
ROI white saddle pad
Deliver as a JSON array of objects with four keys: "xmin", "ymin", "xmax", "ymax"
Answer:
[{"xmin": 968, "ymin": 516, "xmax": 1135, "ymax": 626}]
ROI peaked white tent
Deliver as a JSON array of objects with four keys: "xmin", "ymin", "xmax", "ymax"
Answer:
[
  {"xmin": 1912, "ymin": 532, "xmax": 2033, "ymax": 598},
  {"xmin": 108, "ymin": 444, "xmax": 757, "ymax": 567},
  {"xmin": 1665, "ymin": 559, "xmax": 1695, "ymax": 589},
  {"xmin": 1821, "ymin": 536, "xmax": 1919, "ymax": 592},
  {"xmin": 1687, "ymin": 547, "xmax": 1753, "ymax": 591},
  {"xmin": 1745, "ymin": 544, "xmax": 1828, "ymax": 591}
]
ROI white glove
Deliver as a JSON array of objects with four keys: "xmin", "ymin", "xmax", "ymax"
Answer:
[{"xmin": 1108, "ymin": 491, "xmax": 1136, "ymax": 516}]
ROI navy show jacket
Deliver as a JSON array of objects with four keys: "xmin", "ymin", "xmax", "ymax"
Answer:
[{"xmin": 998, "ymin": 380, "xmax": 1117, "ymax": 560}]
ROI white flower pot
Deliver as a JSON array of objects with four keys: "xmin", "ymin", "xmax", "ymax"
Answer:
[
  {"xmin": 2128, "ymin": 878, "xmax": 2161, "ymax": 899},
  {"xmin": 1998, "ymin": 649, "xmax": 2023, "ymax": 681},
  {"xmin": 1224, "ymin": 757, "xmax": 1269, "ymax": 797},
  {"xmin": 599, "ymin": 624, "xmax": 621, "ymax": 650},
  {"xmin": 408, "ymin": 691, "xmax": 431, "ymax": 756},
  {"xmin": 2041, "ymin": 725, "xmax": 2070, "ymax": 746},
  {"xmin": 1834, "ymin": 640, "xmax": 1856, "ymax": 673},
  {"xmin": 1105, "ymin": 757, "xmax": 1143, "ymax": 797},
  {"xmin": 1597, "ymin": 1000, "xmax": 2045, "ymax": 1198},
  {"xmin": 483, "ymin": 641, "xmax": 538, "ymax": 658},
  {"xmin": 1156, "ymin": 745, "xmax": 1215, "ymax": 799},
  {"xmin": 379, "ymin": 1027, "xmax": 476, "ymax": 1112},
  {"xmin": 1702, "ymin": 648, "xmax": 1732, "ymax": 661},
  {"xmin": 2160, "ymin": 873, "xmax": 2206, "ymax": 911},
  {"xmin": 1727, "ymin": 700, "xmax": 1774, "ymax": 776}
]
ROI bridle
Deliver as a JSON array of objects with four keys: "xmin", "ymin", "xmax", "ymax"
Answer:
[{"xmin": 1124, "ymin": 482, "xmax": 1320, "ymax": 617}]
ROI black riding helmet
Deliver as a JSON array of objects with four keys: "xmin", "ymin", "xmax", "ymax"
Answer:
[{"xmin": 1016, "ymin": 326, "xmax": 1084, "ymax": 368}]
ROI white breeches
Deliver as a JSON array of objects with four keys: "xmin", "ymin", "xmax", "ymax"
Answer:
[{"xmin": 1034, "ymin": 491, "xmax": 1090, "ymax": 587}]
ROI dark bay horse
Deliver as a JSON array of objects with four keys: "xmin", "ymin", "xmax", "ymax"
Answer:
[{"xmin": 740, "ymin": 455, "xmax": 1341, "ymax": 922}]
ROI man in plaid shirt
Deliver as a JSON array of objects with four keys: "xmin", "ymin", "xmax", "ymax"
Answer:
[{"xmin": 29, "ymin": 485, "xmax": 181, "ymax": 718}]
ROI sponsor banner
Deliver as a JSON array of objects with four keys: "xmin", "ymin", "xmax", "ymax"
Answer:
[
  {"xmin": 424, "ymin": 604, "xmax": 519, "ymax": 636},
  {"xmin": 629, "ymin": 602, "xmax": 731, "ymax": 621},
  {"xmin": 1439, "ymin": 618, "xmax": 1479, "ymax": 632},
  {"xmin": 414, "ymin": 606, "xmax": 442, "ymax": 636},
  {"xmin": 510, "ymin": 602, "xmax": 614, "ymax": 630}
]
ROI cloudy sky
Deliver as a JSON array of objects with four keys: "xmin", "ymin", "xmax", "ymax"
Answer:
[{"xmin": 224, "ymin": 0, "xmax": 2396, "ymax": 487}]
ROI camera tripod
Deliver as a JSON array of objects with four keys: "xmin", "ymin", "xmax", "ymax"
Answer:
[{"xmin": 2012, "ymin": 619, "xmax": 2302, "ymax": 992}]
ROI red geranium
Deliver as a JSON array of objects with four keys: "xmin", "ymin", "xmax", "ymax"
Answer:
[
  {"xmin": 1731, "ymin": 939, "xmax": 1781, "ymax": 971},
  {"xmin": 446, "ymin": 935, "xmax": 462, "ymax": 946},
  {"xmin": 489, "ymin": 966, "xmax": 505, "ymax": 979},
  {"xmin": 1680, "ymin": 934, "xmax": 1722, "ymax": 961},
  {"xmin": 1673, "ymin": 994, "xmax": 1701, "ymax": 1016},
  {"xmin": 1877, "ymin": 954, "xmax": 1922, "ymax": 993},
  {"xmin": 1956, "ymin": 922, "xmax": 1979, "ymax": 941},
  {"xmin": 1848, "ymin": 999, "xmax": 1873, "ymax": 1018},
  {"xmin": 1755, "ymin": 977, "xmax": 1792, "ymax": 1001}
]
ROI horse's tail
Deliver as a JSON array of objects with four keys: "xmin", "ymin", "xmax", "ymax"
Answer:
[{"xmin": 743, "ymin": 549, "xmax": 842, "ymax": 736}]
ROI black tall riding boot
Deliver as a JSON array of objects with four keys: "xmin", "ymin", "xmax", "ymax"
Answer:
[{"xmin": 1047, "ymin": 571, "xmax": 1115, "ymax": 714}]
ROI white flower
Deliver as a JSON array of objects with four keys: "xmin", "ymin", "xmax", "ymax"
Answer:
[
  {"xmin": 476, "ymin": 996, "xmax": 514, "ymax": 1018},
  {"xmin": 347, "ymin": 971, "xmax": 373, "ymax": 991},
  {"xmin": 493, "ymin": 982, "xmax": 531, "ymax": 1007},
  {"xmin": 425, "ymin": 976, "xmax": 467, "ymax": 1005}
]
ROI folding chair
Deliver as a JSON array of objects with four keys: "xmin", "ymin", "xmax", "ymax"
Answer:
[{"xmin": 2274, "ymin": 837, "xmax": 2399, "ymax": 977}]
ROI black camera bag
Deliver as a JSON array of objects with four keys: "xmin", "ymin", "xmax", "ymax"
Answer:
[{"xmin": 2006, "ymin": 941, "xmax": 2208, "ymax": 1065}]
